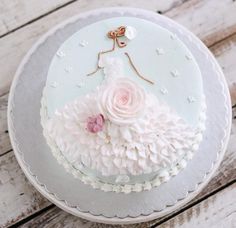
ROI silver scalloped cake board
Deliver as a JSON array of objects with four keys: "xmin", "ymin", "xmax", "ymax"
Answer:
[{"xmin": 8, "ymin": 8, "xmax": 231, "ymax": 225}]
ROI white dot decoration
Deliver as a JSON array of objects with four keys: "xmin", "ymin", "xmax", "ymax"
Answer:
[
  {"xmin": 187, "ymin": 96, "xmax": 196, "ymax": 103},
  {"xmin": 50, "ymin": 82, "xmax": 58, "ymax": 88},
  {"xmin": 56, "ymin": 50, "xmax": 65, "ymax": 58},
  {"xmin": 170, "ymin": 33, "xmax": 177, "ymax": 40},
  {"xmin": 185, "ymin": 54, "xmax": 193, "ymax": 60},
  {"xmin": 77, "ymin": 162, "xmax": 84, "ymax": 170},
  {"xmin": 115, "ymin": 175, "xmax": 130, "ymax": 183},
  {"xmin": 79, "ymin": 40, "xmax": 88, "ymax": 47},
  {"xmin": 76, "ymin": 81, "xmax": 85, "ymax": 88},
  {"xmin": 160, "ymin": 87, "xmax": 168, "ymax": 95},
  {"xmin": 170, "ymin": 69, "xmax": 180, "ymax": 77},
  {"xmin": 156, "ymin": 48, "xmax": 165, "ymax": 55},
  {"xmin": 64, "ymin": 66, "xmax": 72, "ymax": 73}
]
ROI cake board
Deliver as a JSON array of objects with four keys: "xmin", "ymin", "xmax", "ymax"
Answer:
[{"xmin": 8, "ymin": 7, "xmax": 231, "ymax": 224}]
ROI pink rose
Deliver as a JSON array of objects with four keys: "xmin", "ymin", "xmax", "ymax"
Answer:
[
  {"xmin": 86, "ymin": 114, "xmax": 105, "ymax": 133},
  {"xmin": 99, "ymin": 78, "xmax": 146, "ymax": 125}
]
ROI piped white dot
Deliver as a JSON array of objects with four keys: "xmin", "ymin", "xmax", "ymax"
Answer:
[
  {"xmin": 115, "ymin": 175, "xmax": 130, "ymax": 183},
  {"xmin": 170, "ymin": 33, "xmax": 177, "ymax": 40},
  {"xmin": 187, "ymin": 96, "xmax": 196, "ymax": 103},
  {"xmin": 79, "ymin": 40, "xmax": 88, "ymax": 47},
  {"xmin": 56, "ymin": 50, "xmax": 65, "ymax": 58},
  {"xmin": 50, "ymin": 82, "xmax": 58, "ymax": 88},
  {"xmin": 170, "ymin": 69, "xmax": 180, "ymax": 77},
  {"xmin": 185, "ymin": 54, "xmax": 193, "ymax": 60},
  {"xmin": 160, "ymin": 87, "xmax": 168, "ymax": 95},
  {"xmin": 76, "ymin": 81, "xmax": 85, "ymax": 88},
  {"xmin": 156, "ymin": 48, "xmax": 165, "ymax": 55},
  {"xmin": 77, "ymin": 163, "xmax": 84, "ymax": 170},
  {"xmin": 64, "ymin": 66, "xmax": 72, "ymax": 73}
]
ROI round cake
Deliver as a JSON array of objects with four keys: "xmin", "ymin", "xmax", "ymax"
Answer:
[{"xmin": 41, "ymin": 17, "xmax": 206, "ymax": 193}]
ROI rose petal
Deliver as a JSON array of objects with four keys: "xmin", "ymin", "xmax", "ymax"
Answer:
[{"xmin": 99, "ymin": 78, "xmax": 146, "ymax": 125}]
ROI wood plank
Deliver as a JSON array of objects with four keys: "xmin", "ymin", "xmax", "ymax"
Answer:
[
  {"xmin": 18, "ymin": 206, "xmax": 147, "ymax": 228},
  {"xmin": 158, "ymin": 183, "xmax": 236, "ymax": 228},
  {"xmin": 0, "ymin": 93, "xmax": 10, "ymax": 155},
  {"xmin": 0, "ymin": 0, "xmax": 186, "ymax": 37},
  {"xmin": 0, "ymin": 0, "xmax": 74, "ymax": 37},
  {"xmin": 166, "ymin": 0, "xmax": 236, "ymax": 47},
  {"xmin": 1, "ymin": 0, "xmax": 236, "ymax": 96},
  {"xmin": 0, "ymin": 152, "xmax": 50, "ymax": 228},
  {"xmin": 210, "ymin": 33, "xmax": 236, "ymax": 106},
  {"xmin": 230, "ymin": 82, "xmax": 236, "ymax": 106},
  {"xmin": 19, "ymin": 184, "xmax": 236, "ymax": 228}
]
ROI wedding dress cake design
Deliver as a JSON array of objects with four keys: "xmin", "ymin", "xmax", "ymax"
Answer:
[{"xmin": 41, "ymin": 17, "xmax": 206, "ymax": 193}]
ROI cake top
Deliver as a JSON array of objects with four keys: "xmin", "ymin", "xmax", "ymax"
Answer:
[{"xmin": 44, "ymin": 17, "xmax": 203, "ymax": 127}]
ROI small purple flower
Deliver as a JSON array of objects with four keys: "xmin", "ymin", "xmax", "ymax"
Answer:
[{"xmin": 86, "ymin": 114, "xmax": 105, "ymax": 133}]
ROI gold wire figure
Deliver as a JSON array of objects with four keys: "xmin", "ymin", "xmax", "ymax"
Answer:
[{"xmin": 87, "ymin": 26, "xmax": 154, "ymax": 85}]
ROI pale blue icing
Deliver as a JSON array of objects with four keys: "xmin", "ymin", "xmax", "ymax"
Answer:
[{"xmin": 45, "ymin": 17, "xmax": 203, "ymax": 128}]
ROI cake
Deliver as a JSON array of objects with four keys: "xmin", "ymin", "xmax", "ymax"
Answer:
[{"xmin": 41, "ymin": 17, "xmax": 206, "ymax": 193}]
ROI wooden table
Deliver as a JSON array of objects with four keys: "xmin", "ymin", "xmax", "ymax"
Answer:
[{"xmin": 0, "ymin": 0, "xmax": 235, "ymax": 227}]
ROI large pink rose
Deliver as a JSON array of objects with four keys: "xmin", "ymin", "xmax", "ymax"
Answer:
[{"xmin": 99, "ymin": 78, "xmax": 146, "ymax": 125}]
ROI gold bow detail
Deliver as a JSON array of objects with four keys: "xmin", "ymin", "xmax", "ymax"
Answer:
[{"xmin": 107, "ymin": 26, "xmax": 127, "ymax": 48}]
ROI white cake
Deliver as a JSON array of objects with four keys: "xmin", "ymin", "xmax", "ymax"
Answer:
[{"xmin": 41, "ymin": 17, "xmax": 206, "ymax": 193}]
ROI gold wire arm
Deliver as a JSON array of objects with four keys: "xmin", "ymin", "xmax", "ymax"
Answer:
[
  {"xmin": 124, "ymin": 52, "xmax": 154, "ymax": 85},
  {"xmin": 86, "ymin": 52, "xmax": 102, "ymax": 76},
  {"xmin": 87, "ymin": 38, "xmax": 116, "ymax": 76}
]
